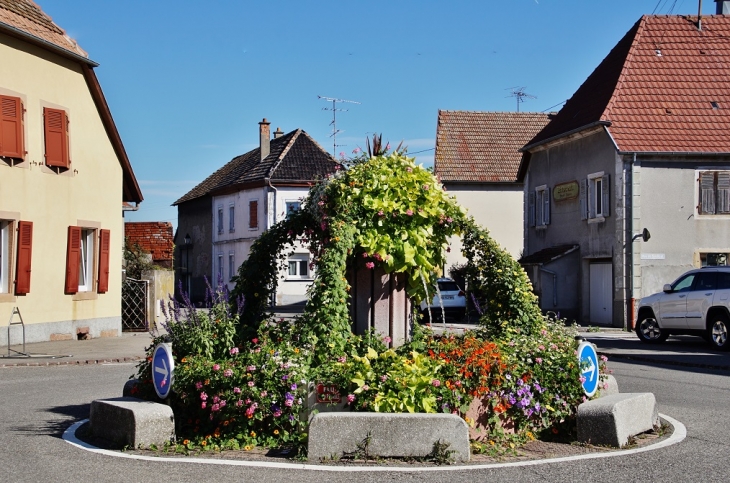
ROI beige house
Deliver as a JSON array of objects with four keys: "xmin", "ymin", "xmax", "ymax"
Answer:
[
  {"xmin": 434, "ymin": 110, "xmax": 551, "ymax": 275},
  {"xmin": 0, "ymin": 0, "xmax": 142, "ymax": 345}
]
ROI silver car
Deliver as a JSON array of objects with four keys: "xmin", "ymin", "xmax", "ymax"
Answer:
[
  {"xmin": 419, "ymin": 278, "xmax": 467, "ymax": 322},
  {"xmin": 635, "ymin": 267, "xmax": 730, "ymax": 350}
]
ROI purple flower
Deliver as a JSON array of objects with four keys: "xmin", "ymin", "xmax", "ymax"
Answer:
[{"xmin": 291, "ymin": 383, "xmax": 298, "ymax": 391}]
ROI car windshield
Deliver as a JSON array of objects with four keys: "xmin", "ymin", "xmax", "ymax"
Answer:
[{"xmin": 437, "ymin": 281, "xmax": 460, "ymax": 292}]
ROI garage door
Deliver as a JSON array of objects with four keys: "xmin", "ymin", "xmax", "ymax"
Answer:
[{"xmin": 589, "ymin": 263, "xmax": 612, "ymax": 325}]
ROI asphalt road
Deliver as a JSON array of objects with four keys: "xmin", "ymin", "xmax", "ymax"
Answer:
[{"xmin": 1, "ymin": 338, "xmax": 729, "ymax": 482}]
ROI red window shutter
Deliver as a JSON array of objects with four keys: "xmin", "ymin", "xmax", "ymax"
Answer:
[
  {"xmin": 65, "ymin": 226, "xmax": 81, "ymax": 294},
  {"xmin": 14, "ymin": 221, "xmax": 33, "ymax": 295},
  {"xmin": 97, "ymin": 229, "xmax": 110, "ymax": 293},
  {"xmin": 249, "ymin": 200, "xmax": 258, "ymax": 228},
  {"xmin": 44, "ymin": 107, "xmax": 69, "ymax": 168},
  {"xmin": 0, "ymin": 95, "xmax": 24, "ymax": 159}
]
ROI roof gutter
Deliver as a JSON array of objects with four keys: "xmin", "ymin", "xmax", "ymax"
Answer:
[
  {"xmin": 521, "ymin": 121, "xmax": 612, "ymax": 153},
  {"xmin": 0, "ymin": 22, "xmax": 98, "ymax": 66}
]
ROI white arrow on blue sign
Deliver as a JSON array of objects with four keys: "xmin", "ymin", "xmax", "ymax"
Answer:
[
  {"xmin": 577, "ymin": 341, "xmax": 599, "ymax": 397},
  {"xmin": 152, "ymin": 343, "xmax": 174, "ymax": 399}
]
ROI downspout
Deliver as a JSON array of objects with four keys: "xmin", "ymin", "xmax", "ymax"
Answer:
[
  {"xmin": 265, "ymin": 178, "xmax": 278, "ymax": 229},
  {"xmin": 539, "ymin": 267, "xmax": 558, "ymax": 307},
  {"xmin": 624, "ymin": 153, "xmax": 636, "ymax": 331}
]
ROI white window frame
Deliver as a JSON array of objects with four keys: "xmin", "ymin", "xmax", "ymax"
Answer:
[
  {"xmin": 228, "ymin": 252, "xmax": 235, "ymax": 282},
  {"xmin": 697, "ymin": 170, "xmax": 730, "ymax": 216},
  {"xmin": 0, "ymin": 220, "xmax": 10, "ymax": 294},
  {"xmin": 583, "ymin": 171, "xmax": 610, "ymax": 223},
  {"xmin": 78, "ymin": 228, "xmax": 95, "ymax": 292},
  {"xmin": 217, "ymin": 206, "xmax": 224, "ymax": 235},
  {"xmin": 217, "ymin": 253, "xmax": 223, "ymax": 283},
  {"xmin": 229, "ymin": 204, "xmax": 235, "ymax": 232},
  {"xmin": 535, "ymin": 185, "xmax": 550, "ymax": 228},
  {"xmin": 286, "ymin": 254, "xmax": 311, "ymax": 280},
  {"xmin": 285, "ymin": 201, "xmax": 301, "ymax": 218}
]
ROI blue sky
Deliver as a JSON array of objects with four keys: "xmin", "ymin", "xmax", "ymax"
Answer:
[{"xmin": 40, "ymin": 0, "xmax": 716, "ymax": 230}]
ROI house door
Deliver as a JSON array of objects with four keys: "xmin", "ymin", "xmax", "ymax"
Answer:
[{"xmin": 589, "ymin": 263, "xmax": 612, "ymax": 325}]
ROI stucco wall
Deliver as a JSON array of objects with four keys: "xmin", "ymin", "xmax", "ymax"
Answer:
[
  {"xmin": 634, "ymin": 159, "xmax": 730, "ymax": 298},
  {"xmin": 0, "ymin": 33, "xmax": 125, "ymax": 344},
  {"xmin": 442, "ymin": 183, "xmax": 523, "ymax": 274}
]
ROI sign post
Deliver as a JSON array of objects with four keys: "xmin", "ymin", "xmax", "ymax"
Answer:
[
  {"xmin": 152, "ymin": 343, "xmax": 174, "ymax": 399},
  {"xmin": 577, "ymin": 341, "xmax": 599, "ymax": 397}
]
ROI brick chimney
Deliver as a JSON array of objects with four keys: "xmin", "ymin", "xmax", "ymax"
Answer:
[
  {"xmin": 273, "ymin": 127, "xmax": 284, "ymax": 139},
  {"xmin": 259, "ymin": 118, "xmax": 270, "ymax": 161},
  {"xmin": 717, "ymin": 0, "xmax": 730, "ymax": 14}
]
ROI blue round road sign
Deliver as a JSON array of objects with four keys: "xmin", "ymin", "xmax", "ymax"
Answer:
[
  {"xmin": 577, "ymin": 341, "xmax": 599, "ymax": 397},
  {"xmin": 152, "ymin": 343, "xmax": 174, "ymax": 399}
]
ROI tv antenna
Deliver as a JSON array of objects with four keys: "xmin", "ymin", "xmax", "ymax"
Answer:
[
  {"xmin": 318, "ymin": 95, "xmax": 360, "ymax": 156},
  {"xmin": 506, "ymin": 87, "xmax": 536, "ymax": 112}
]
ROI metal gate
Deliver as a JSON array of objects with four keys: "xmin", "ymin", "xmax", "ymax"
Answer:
[{"xmin": 122, "ymin": 278, "xmax": 148, "ymax": 331}]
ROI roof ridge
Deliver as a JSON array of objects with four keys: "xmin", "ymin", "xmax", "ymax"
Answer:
[{"xmin": 267, "ymin": 129, "xmax": 302, "ymax": 178}]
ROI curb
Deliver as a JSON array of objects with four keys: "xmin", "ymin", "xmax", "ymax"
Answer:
[
  {"xmin": 63, "ymin": 413, "xmax": 686, "ymax": 472},
  {"xmin": 596, "ymin": 351, "xmax": 730, "ymax": 372},
  {"xmin": 0, "ymin": 356, "xmax": 142, "ymax": 368}
]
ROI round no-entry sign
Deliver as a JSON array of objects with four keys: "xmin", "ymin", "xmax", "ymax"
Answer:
[
  {"xmin": 578, "ymin": 341, "xmax": 599, "ymax": 397},
  {"xmin": 152, "ymin": 343, "xmax": 174, "ymax": 399}
]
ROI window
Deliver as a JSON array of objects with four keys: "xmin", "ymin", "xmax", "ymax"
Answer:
[
  {"xmin": 701, "ymin": 252, "xmax": 728, "ymax": 267},
  {"xmin": 44, "ymin": 107, "xmax": 69, "ymax": 169},
  {"xmin": 529, "ymin": 185, "xmax": 551, "ymax": 228},
  {"xmin": 287, "ymin": 255, "xmax": 310, "ymax": 279},
  {"xmin": 581, "ymin": 172, "xmax": 610, "ymax": 221},
  {"xmin": 217, "ymin": 207, "xmax": 223, "ymax": 234},
  {"xmin": 286, "ymin": 201, "xmax": 301, "ymax": 218},
  {"xmin": 249, "ymin": 200, "xmax": 258, "ymax": 229},
  {"xmin": 217, "ymin": 253, "xmax": 223, "ymax": 282},
  {"xmin": 65, "ymin": 226, "xmax": 108, "ymax": 295},
  {"xmin": 229, "ymin": 252, "xmax": 235, "ymax": 282},
  {"xmin": 0, "ymin": 95, "xmax": 25, "ymax": 160},
  {"xmin": 0, "ymin": 220, "xmax": 10, "ymax": 293},
  {"xmin": 672, "ymin": 273, "xmax": 695, "ymax": 292},
  {"xmin": 698, "ymin": 171, "xmax": 730, "ymax": 215},
  {"xmin": 229, "ymin": 205, "xmax": 235, "ymax": 232}
]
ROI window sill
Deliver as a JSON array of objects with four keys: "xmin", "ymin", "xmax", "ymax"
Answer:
[
  {"xmin": 587, "ymin": 216, "xmax": 606, "ymax": 224},
  {"xmin": 285, "ymin": 278, "xmax": 313, "ymax": 282},
  {"xmin": 0, "ymin": 293, "xmax": 16, "ymax": 303},
  {"xmin": 72, "ymin": 291, "xmax": 98, "ymax": 301}
]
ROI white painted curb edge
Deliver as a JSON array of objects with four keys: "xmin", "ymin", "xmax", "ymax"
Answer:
[{"xmin": 63, "ymin": 413, "xmax": 686, "ymax": 473}]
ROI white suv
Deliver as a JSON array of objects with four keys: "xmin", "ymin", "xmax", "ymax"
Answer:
[
  {"xmin": 635, "ymin": 267, "xmax": 730, "ymax": 350},
  {"xmin": 419, "ymin": 278, "xmax": 467, "ymax": 322}
]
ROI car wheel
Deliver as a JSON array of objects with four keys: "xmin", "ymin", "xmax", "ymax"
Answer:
[
  {"xmin": 635, "ymin": 314, "xmax": 668, "ymax": 344},
  {"xmin": 707, "ymin": 314, "xmax": 730, "ymax": 351}
]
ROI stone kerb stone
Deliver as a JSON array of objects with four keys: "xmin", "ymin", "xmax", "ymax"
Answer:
[
  {"xmin": 577, "ymin": 392, "xmax": 658, "ymax": 447},
  {"xmin": 308, "ymin": 412, "xmax": 470, "ymax": 462},
  {"xmin": 90, "ymin": 397, "xmax": 175, "ymax": 448},
  {"xmin": 596, "ymin": 374, "xmax": 619, "ymax": 398}
]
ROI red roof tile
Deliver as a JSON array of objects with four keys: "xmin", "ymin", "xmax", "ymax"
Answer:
[
  {"xmin": 526, "ymin": 15, "xmax": 730, "ymax": 153},
  {"xmin": 125, "ymin": 222, "xmax": 174, "ymax": 267},
  {"xmin": 0, "ymin": 0, "xmax": 88, "ymax": 58},
  {"xmin": 435, "ymin": 110, "xmax": 552, "ymax": 183}
]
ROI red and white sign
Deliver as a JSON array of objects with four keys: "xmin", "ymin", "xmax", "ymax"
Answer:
[{"xmin": 316, "ymin": 383, "xmax": 341, "ymax": 403}]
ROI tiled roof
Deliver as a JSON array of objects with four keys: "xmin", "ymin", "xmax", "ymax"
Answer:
[
  {"xmin": 174, "ymin": 129, "xmax": 338, "ymax": 205},
  {"xmin": 125, "ymin": 222, "xmax": 174, "ymax": 266},
  {"xmin": 435, "ymin": 110, "xmax": 552, "ymax": 183},
  {"xmin": 0, "ymin": 0, "xmax": 88, "ymax": 58},
  {"xmin": 526, "ymin": 15, "xmax": 730, "ymax": 153},
  {"xmin": 518, "ymin": 244, "xmax": 579, "ymax": 265}
]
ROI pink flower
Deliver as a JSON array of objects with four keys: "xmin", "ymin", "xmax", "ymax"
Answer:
[
  {"xmin": 362, "ymin": 252, "xmax": 369, "ymax": 258},
  {"xmin": 201, "ymin": 402, "xmax": 207, "ymax": 409},
  {"xmin": 224, "ymin": 369, "xmax": 233, "ymax": 377},
  {"xmin": 274, "ymin": 410, "xmax": 282, "ymax": 417},
  {"xmin": 229, "ymin": 347, "xmax": 239, "ymax": 355},
  {"xmin": 365, "ymin": 262, "xmax": 375, "ymax": 269},
  {"xmin": 246, "ymin": 406, "xmax": 256, "ymax": 417},
  {"xmin": 406, "ymin": 167, "xmax": 412, "ymax": 172},
  {"xmin": 211, "ymin": 403, "xmax": 220, "ymax": 412},
  {"xmin": 538, "ymin": 345, "xmax": 545, "ymax": 351},
  {"xmin": 200, "ymin": 392, "xmax": 208, "ymax": 401},
  {"xmin": 362, "ymin": 385, "xmax": 370, "ymax": 391},
  {"xmin": 432, "ymin": 379, "xmax": 441, "ymax": 387},
  {"xmin": 579, "ymin": 376, "xmax": 586, "ymax": 384},
  {"xmin": 446, "ymin": 217, "xmax": 453, "ymax": 223},
  {"xmin": 233, "ymin": 387, "xmax": 241, "ymax": 394},
  {"xmin": 236, "ymin": 399, "xmax": 243, "ymax": 407},
  {"xmin": 603, "ymin": 382, "xmax": 609, "ymax": 390},
  {"xmin": 380, "ymin": 375, "xmax": 388, "ymax": 382},
  {"xmin": 212, "ymin": 364, "xmax": 220, "ymax": 371},
  {"xmin": 318, "ymin": 201, "xmax": 325, "ymax": 206},
  {"xmin": 347, "ymin": 394, "xmax": 356, "ymax": 404},
  {"xmin": 245, "ymin": 398, "xmax": 252, "ymax": 404},
  {"xmin": 195, "ymin": 381, "xmax": 203, "ymax": 390},
  {"xmin": 213, "ymin": 396, "xmax": 220, "ymax": 404},
  {"xmin": 339, "ymin": 151, "xmax": 346, "ymax": 159},
  {"xmin": 406, "ymin": 209, "xmax": 413, "ymax": 216},
  {"xmin": 353, "ymin": 147, "xmax": 361, "ymax": 154},
  {"xmin": 260, "ymin": 391, "xmax": 267, "ymax": 397},
  {"xmin": 423, "ymin": 184, "xmax": 429, "ymax": 190},
  {"xmin": 378, "ymin": 210, "xmax": 384, "ymax": 217},
  {"xmin": 535, "ymin": 357, "xmax": 543, "ymax": 364},
  {"xmin": 284, "ymin": 399, "xmax": 293, "ymax": 407},
  {"xmin": 248, "ymin": 381, "xmax": 255, "ymax": 387},
  {"xmin": 600, "ymin": 355, "xmax": 608, "ymax": 362},
  {"xmin": 220, "ymin": 400, "xmax": 226, "ymax": 408},
  {"xmin": 252, "ymin": 338, "xmax": 259, "ymax": 344},
  {"xmin": 383, "ymin": 336, "xmax": 391, "ymax": 344},
  {"xmin": 337, "ymin": 356, "xmax": 347, "ymax": 363},
  {"xmin": 247, "ymin": 365, "xmax": 257, "ymax": 372}
]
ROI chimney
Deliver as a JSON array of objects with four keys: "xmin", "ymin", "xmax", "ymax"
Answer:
[
  {"xmin": 273, "ymin": 127, "xmax": 284, "ymax": 139},
  {"xmin": 259, "ymin": 118, "xmax": 270, "ymax": 161},
  {"xmin": 717, "ymin": 0, "xmax": 730, "ymax": 14}
]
